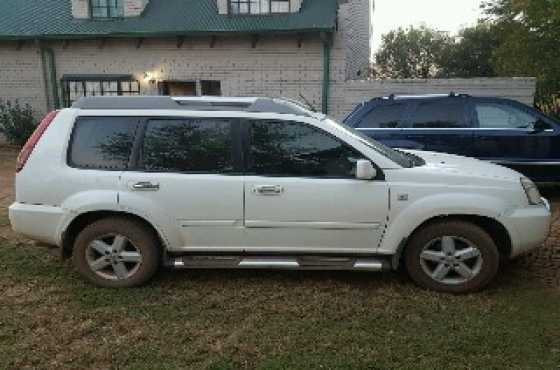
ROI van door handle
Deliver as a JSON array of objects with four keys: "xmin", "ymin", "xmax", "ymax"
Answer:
[
  {"xmin": 253, "ymin": 185, "xmax": 284, "ymax": 196},
  {"xmin": 131, "ymin": 181, "xmax": 160, "ymax": 191}
]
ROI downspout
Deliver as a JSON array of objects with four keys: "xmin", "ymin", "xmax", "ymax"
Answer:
[
  {"xmin": 321, "ymin": 32, "xmax": 332, "ymax": 115},
  {"xmin": 39, "ymin": 42, "xmax": 60, "ymax": 110}
]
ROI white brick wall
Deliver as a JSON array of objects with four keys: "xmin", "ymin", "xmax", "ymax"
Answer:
[
  {"xmin": 0, "ymin": 42, "xmax": 47, "ymax": 114},
  {"xmin": 71, "ymin": 0, "xmax": 90, "ymax": 19},
  {"xmin": 123, "ymin": 0, "xmax": 150, "ymax": 17},
  {"xmin": 51, "ymin": 36, "xmax": 327, "ymax": 111},
  {"xmin": 339, "ymin": 0, "xmax": 372, "ymax": 80}
]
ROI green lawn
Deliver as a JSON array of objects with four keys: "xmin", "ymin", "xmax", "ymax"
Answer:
[{"xmin": 1, "ymin": 212, "xmax": 559, "ymax": 370}]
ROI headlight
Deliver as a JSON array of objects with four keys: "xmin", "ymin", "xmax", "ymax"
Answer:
[{"xmin": 520, "ymin": 177, "xmax": 542, "ymax": 205}]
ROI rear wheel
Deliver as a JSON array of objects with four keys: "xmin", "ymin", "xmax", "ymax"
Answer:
[
  {"xmin": 72, "ymin": 217, "xmax": 161, "ymax": 288},
  {"xmin": 404, "ymin": 221, "xmax": 500, "ymax": 294}
]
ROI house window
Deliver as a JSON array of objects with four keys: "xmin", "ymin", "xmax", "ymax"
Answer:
[
  {"xmin": 62, "ymin": 75, "xmax": 140, "ymax": 107},
  {"xmin": 229, "ymin": 0, "xmax": 291, "ymax": 14},
  {"xmin": 90, "ymin": 0, "xmax": 124, "ymax": 19},
  {"xmin": 201, "ymin": 81, "xmax": 222, "ymax": 96}
]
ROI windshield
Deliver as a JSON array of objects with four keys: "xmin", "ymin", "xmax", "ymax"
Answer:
[{"xmin": 323, "ymin": 117, "xmax": 416, "ymax": 168}]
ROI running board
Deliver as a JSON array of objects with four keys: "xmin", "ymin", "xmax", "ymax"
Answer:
[{"xmin": 167, "ymin": 255, "xmax": 391, "ymax": 272}]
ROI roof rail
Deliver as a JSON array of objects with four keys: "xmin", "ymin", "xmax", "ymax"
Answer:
[
  {"xmin": 71, "ymin": 96, "xmax": 315, "ymax": 117},
  {"xmin": 376, "ymin": 92, "xmax": 471, "ymax": 101}
]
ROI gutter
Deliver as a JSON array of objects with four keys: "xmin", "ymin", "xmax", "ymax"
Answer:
[
  {"xmin": 321, "ymin": 32, "xmax": 332, "ymax": 114},
  {"xmin": 39, "ymin": 44, "xmax": 60, "ymax": 110}
]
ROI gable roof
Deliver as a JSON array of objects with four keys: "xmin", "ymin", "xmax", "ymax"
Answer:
[{"xmin": 0, "ymin": 0, "xmax": 338, "ymax": 40}]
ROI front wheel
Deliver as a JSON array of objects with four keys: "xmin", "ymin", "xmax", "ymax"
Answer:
[{"xmin": 404, "ymin": 221, "xmax": 500, "ymax": 294}]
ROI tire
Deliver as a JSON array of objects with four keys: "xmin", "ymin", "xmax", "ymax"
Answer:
[
  {"xmin": 72, "ymin": 217, "xmax": 161, "ymax": 288},
  {"xmin": 404, "ymin": 220, "xmax": 500, "ymax": 294}
]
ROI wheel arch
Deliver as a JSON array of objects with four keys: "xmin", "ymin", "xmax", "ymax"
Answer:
[
  {"xmin": 390, "ymin": 214, "xmax": 512, "ymax": 269},
  {"xmin": 61, "ymin": 210, "xmax": 169, "ymax": 259}
]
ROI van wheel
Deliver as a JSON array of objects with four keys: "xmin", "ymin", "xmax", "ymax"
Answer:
[
  {"xmin": 404, "ymin": 221, "xmax": 500, "ymax": 294},
  {"xmin": 72, "ymin": 217, "xmax": 161, "ymax": 288}
]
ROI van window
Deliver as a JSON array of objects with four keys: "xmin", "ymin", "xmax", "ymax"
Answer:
[
  {"xmin": 411, "ymin": 100, "xmax": 467, "ymax": 128},
  {"xmin": 358, "ymin": 103, "xmax": 404, "ymax": 129},
  {"xmin": 247, "ymin": 120, "xmax": 366, "ymax": 178},
  {"xmin": 69, "ymin": 117, "xmax": 138, "ymax": 170},
  {"xmin": 141, "ymin": 118, "xmax": 235, "ymax": 173}
]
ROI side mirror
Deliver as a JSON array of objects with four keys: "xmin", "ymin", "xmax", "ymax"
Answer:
[
  {"xmin": 356, "ymin": 160, "xmax": 377, "ymax": 180},
  {"xmin": 533, "ymin": 119, "xmax": 550, "ymax": 133}
]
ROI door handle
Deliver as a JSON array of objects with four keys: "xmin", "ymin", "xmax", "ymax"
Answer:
[
  {"xmin": 253, "ymin": 185, "xmax": 284, "ymax": 196},
  {"xmin": 131, "ymin": 181, "xmax": 160, "ymax": 191}
]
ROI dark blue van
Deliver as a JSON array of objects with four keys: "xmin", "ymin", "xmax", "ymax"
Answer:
[{"xmin": 344, "ymin": 94, "xmax": 560, "ymax": 182}]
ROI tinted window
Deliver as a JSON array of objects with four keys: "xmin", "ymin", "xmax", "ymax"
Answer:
[
  {"xmin": 411, "ymin": 100, "xmax": 466, "ymax": 128},
  {"xmin": 248, "ymin": 120, "xmax": 366, "ymax": 178},
  {"xmin": 69, "ymin": 117, "xmax": 138, "ymax": 170},
  {"xmin": 142, "ymin": 118, "xmax": 235, "ymax": 173},
  {"xmin": 475, "ymin": 103, "xmax": 542, "ymax": 129},
  {"xmin": 358, "ymin": 104, "xmax": 404, "ymax": 128}
]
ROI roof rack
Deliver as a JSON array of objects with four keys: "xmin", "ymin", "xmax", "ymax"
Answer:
[
  {"xmin": 71, "ymin": 96, "xmax": 315, "ymax": 117},
  {"xmin": 378, "ymin": 92, "xmax": 471, "ymax": 101}
]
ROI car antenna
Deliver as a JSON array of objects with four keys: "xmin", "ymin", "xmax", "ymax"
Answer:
[{"xmin": 299, "ymin": 93, "xmax": 317, "ymax": 113}]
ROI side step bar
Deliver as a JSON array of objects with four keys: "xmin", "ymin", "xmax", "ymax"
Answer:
[{"xmin": 168, "ymin": 255, "xmax": 391, "ymax": 272}]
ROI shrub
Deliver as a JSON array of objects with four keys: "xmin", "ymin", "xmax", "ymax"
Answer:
[{"xmin": 0, "ymin": 100, "xmax": 37, "ymax": 146}]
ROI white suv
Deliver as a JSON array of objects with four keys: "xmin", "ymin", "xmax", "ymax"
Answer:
[{"xmin": 9, "ymin": 96, "xmax": 551, "ymax": 293}]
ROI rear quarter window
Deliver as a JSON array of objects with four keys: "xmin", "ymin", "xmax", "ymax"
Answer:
[{"xmin": 68, "ymin": 117, "xmax": 139, "ymax": 170}]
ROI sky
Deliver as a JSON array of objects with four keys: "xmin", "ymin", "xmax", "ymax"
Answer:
[{"xmin": 372, "ymin": 0, "xmax": 486, "ymax": 52}]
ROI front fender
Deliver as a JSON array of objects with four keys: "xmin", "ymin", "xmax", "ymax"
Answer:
[{"xmin": 378, "ymin": 193, "xmax": 510, "ymax": 255}]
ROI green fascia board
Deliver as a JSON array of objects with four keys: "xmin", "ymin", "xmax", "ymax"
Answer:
[{"xmin": 0, "ymin": 0, "xmax": 337, "ymax": 40}]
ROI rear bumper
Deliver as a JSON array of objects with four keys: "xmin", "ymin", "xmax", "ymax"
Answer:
[
  {"xmin": 500, "ymin": 198, "xmax": 551, "ymax": 258},
  {"xmin": 8, "ymin": 202, "xmax": 64, "ymax": 246}
]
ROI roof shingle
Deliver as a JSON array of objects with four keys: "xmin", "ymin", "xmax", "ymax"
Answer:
[{"xmin": 0, "ymin": 0, "xmax": 338, "ymax": 40}]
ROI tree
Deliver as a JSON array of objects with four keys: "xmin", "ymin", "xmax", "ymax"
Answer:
[
  {"xmin": 436, "ymin": 23, "xmax": 500, "ymax": 78},
  {"xmin": 374, "ymin": 26, "xmax": 452, "ymax": 79},
  {"xmin": 483, "ymin": 0, "xmax": 560, "ymax": 117}
]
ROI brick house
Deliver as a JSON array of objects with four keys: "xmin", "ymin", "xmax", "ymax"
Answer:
[{"xmin": 0, "ymin": 0, "xmax": 374, "ymax": 118}]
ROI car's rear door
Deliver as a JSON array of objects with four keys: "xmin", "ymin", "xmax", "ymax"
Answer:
[
  {"xmin": 470, "ymin": 98, "xmax": 560, "ymax": 181},
  {"xmin": 120, "ymin": 116, "xmax": 245, "ymax": 251},
  {"xmin": 401, "ymin": 98, "xmax": 474, "ymax": 156},
  {"xmin": 242, "ymin": 118, "xmax": 389, "ymax": 253}
]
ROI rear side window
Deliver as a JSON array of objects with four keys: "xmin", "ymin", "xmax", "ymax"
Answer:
[
  {"xmin": 475, "ymin": 103, "xmax": 540, "ymax": 129},
  {"xmin": 411, "ymin": 100, "xmax": 467, "ymax": 128},
  {"xmin": 247, "ymin": 120, "xmax": 366, "ymax": 178},
  {"xmin": 69, "ymin": 117, "xmax": 138, "ymax": 170},
  {"xmin": 141, "ymin": 118, "xmax": 235, "ymax": 173},
  {"xmin": 357, "ymin": 103, "xmax": 404, "ymax": 128}
]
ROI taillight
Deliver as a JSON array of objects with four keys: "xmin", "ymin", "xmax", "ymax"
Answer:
[{"xmin": 16, "ymin": 110, "xmax": 59, "ymax": 173}]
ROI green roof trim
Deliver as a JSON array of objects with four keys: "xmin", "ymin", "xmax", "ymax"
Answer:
[{"xmin": 0, "ymin": 0, "xmax": 338, "ymax": 40}]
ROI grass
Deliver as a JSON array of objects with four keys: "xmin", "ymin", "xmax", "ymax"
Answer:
[{"xmin": 0, "ymin": 239, "xmax": 559, "ymax": 370}]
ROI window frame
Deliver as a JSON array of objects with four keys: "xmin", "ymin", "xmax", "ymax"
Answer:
[
  {"xmin": 132, "ymin": 117, "xmax": 244, "ymax": 176},
  {"xmin": 355, "ymin": 102, "xmax": 408, "ymax": 130},
  {"xmin": 471, "ymin": 98, "xmax": 553, "ymax": 131},
  {"xmin": 62, "ymin": 76, "xmax": 141, "ymax": 107},
  {"xmin": 404, "ymin": 98, "xmax": 472, "ymax": 129},
  {"xmin": 90, "ymin": 0, "xmax": 123, "ymax": 19},
  {"xmin": 228, "ymin": 0, "xmax": 292, "ymax": 15},
  {"xmin": 66, "ymin": 116, "xmax": 141, "ymax": 171},
  {"xmin": 241, "ymin": 118, "xmax": 384, "ymax": 180}
]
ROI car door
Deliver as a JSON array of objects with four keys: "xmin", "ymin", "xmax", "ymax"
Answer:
[
  {"xmin": 352, "ymin": 101, "xmax": 408, "ymax": 148},
  {"xmin": 470, "ymin": 98, "xmax": 560, "ymax": 181},
  {"xmin": 120, "ymin": 116, "xmax": 245, "ymax": 250},
  {"xmin": 242, "ymin": 119, "xmax": 389, "ymax": 253},
  {"xmin": 401, "ymin": 98, "xmax": 474, "ymax": 156}
]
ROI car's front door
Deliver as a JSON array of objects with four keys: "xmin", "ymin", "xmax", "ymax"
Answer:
[
  {"xmin": 470, "ymin": 99, "xmax": 560, "ymax": 181},
  {"xmin": 242, "ymin": 119, "xmax": 389, "ymax": 253},
  {"xmin": 401, "ymin": 98, "xmax": 474, "ymax": 156},
  {"xmin": 120, "ymin": 117, "xmax": 245, "ymax": 250}
]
